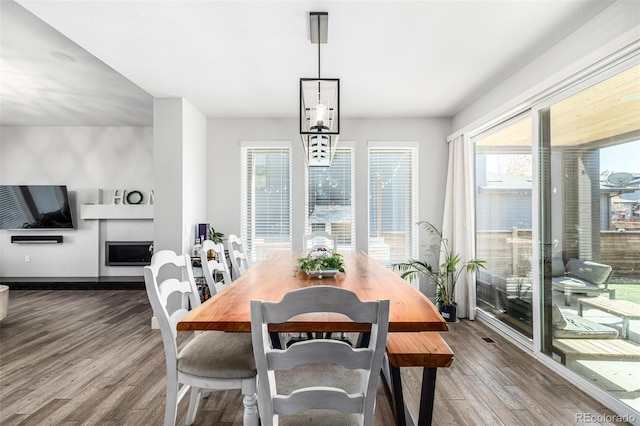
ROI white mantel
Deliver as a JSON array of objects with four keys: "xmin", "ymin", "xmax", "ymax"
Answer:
[{"xmin": 81, "ymin": 204, "xmax": 153, "ymax": 220}]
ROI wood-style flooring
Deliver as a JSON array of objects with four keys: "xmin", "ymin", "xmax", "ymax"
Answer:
[{"xmin": 0, "ymin": 290, "xmax": 629, "ymax": 425}]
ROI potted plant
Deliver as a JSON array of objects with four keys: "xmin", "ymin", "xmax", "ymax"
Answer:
[
  {"xmin": 295, "ymin": 247, "xmax": 345, "ymax": 278},
  {"xmin": 208, "ymin": 227, "xmax": 225, "ymax": 244},
  {"xmin": 391, "ymin": 221, "xmax": 486, "ymax": 322}
]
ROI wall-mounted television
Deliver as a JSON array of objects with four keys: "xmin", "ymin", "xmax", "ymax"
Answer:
[{"xmin": 0, "ymin": 185, "xmax": 75, "ymax": 230}]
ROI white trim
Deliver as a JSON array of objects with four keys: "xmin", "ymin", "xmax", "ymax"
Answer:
[
  {"xmin": 448, "ymin": 30, "xmax": 640, "ymax": 142},
  {"xmin": 240, "ymin": 140, "xmax": 291, "ymax": 148},
  {"xmin": 530, "ymin": 109, "xmax": 542, "ymax": 356},
  {"xmin": 336, "ymin": 140, "xmax": 356, "ymax": 149},
  {"xmin": 367, "ymin": 140, "xmax": 419, "ymax": 149},
  {"xmin": 533, "ymin": 54, "xmax": 640, "ymax": 113}
]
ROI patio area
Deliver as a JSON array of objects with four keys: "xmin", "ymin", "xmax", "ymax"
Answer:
[{"xmin": 553, "ymin": 283, "xmax": 640, "ymax": 413}]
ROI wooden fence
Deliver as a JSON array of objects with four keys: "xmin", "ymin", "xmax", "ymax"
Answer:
[{"xmin": 477, "ymin": 229, "xmax": 639, "ymax": 279}]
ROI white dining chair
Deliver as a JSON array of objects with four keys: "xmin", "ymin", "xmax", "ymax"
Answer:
[
  {"xmin": 227, "ymin": 234, "xmax": 249, "ymax": 280},
  {"xmin": 200, "ymin": 240, "xmax": 232, "ymax": 295},
  {"xmin": 250, "ymin": 286, "xmax": 390, "ymax": 426},
  {"xmin": 302, "ymin": 230, "xmax": 337, "ymax": 251},
  {"xmin": 144, "ymin": 250, "xmax": 258, "ymax": 426}
]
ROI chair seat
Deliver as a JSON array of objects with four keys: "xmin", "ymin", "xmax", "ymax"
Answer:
[
  {"xmin": 552, "ymin": 276, "xmax": 602, "ymax": 290},
  {"xmin": 178, "ymin": 331, "xmax": 256, "ymax": 379}
]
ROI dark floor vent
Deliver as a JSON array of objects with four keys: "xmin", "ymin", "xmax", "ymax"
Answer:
[{"xmin": 482, "ymin": 337, "xmax": 496, "ymax": 343}]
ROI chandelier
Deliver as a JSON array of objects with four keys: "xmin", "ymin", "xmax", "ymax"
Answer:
[{"xmin": 300, "ymin": 12, "xmax": 340, "ymax": 167}]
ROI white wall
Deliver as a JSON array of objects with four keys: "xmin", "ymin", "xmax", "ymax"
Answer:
[
  {"xmin": 152, "ymin": 98, "xmax": 207, "ymax": 256},
  {"xmin": 206, "ymin": 117, "xmax": 451, "ymax": 259},
  {"xmin": 181, "ymin": 100, "xmax": 208, "ymax": 254},
  {"xmin": 0, "ymin": 126, "xmax": 153, "ymax": 278}
]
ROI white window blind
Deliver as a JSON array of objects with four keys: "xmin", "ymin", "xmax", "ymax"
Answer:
[
  {"xmin": 368, "ymin": 143, "xmax": 418, "ymax": 264},
  {"xmin": 241, "ymin": 143, "xmax": 292, "ymax": 262},
  {"xmin": 304, "ymin": 144, "xmax": 356, "ymax": 251}
]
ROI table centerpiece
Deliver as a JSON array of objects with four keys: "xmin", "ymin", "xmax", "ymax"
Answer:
[{"xmin": 295, "ymin": 247, "xmax": 345, "ymax": 278}]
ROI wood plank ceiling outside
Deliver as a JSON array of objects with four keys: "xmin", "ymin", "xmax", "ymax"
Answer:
[{"xmin": 476, "ymin": 64, "xmax": 640, "ymax": 148}]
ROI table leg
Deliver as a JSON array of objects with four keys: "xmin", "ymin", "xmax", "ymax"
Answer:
[
  {"xmin": 417, "ymin": 367, "xmax": 437, "ymax": 426},
  {"xmin": 356, "ymin": 332, "xmax": 370, "ymax": 348},
  {"xmin": 622, "ymin": 318, "xmax": 629, "ymax": 339},
  {"xmin": 389, "ymin": 364, "xmax": 408, "ymax": 426},
  {"xmin": 269, "ymin": 332, "xmax": 282, "ymax": 349}
]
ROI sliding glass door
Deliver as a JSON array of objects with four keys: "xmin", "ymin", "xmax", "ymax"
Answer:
[
  {"xmin": 538, "ymin": 63, "xmax": 640, "ymax": 412},
  {"xmin": 474, "ymin": 116, "xmax": 534, "ymax": 338}
]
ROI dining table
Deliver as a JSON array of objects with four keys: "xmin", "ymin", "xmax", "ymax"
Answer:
[
  {"xmin": 177, "ymin": 250, "xmax": 449, "ymax": 426},
  {"xmin": 177, "ymin": 250, "xmax": 448, "ymax": 334}
]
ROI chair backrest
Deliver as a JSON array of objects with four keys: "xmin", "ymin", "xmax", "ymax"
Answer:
[
  {"xmin": 566, "ymin": 258, "xmax": 613, "ymax": 287},
  {"xmin": 143, "ymin": 250, "xmax": 200, "ymax": 369},
  {"xmin": 200, "ymin": 240, "xmax": 232, "ymax": 295},
  {"xmin": 227, "ymin": 234, "xmax": 249, "ymax": 280},
  {"xmin": 302, "ymin": 230, "xmax": 337, "ymax": 251},
  {"xmin": 250, "ymin": 286, "xmax": 389, "ymax": 426}
]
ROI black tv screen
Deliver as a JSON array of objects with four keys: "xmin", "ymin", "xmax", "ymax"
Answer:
[{"xmin": 0, "ymin": 185, "xmax": 74, "ymax": 229}]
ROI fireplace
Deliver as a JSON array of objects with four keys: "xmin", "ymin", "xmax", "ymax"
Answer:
[{"xmin": 106, "ymin": 241, "xmax": 152, "ymax": 266}]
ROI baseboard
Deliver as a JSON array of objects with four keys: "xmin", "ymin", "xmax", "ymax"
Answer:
[{"xmin": 0, "ymin": 276, "xmax": 144, "ymax": 290}]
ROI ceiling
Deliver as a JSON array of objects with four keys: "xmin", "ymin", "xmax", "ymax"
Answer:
[{"xmin": 0, "ymin": 0, "xmax": 617, "ymax": 127}]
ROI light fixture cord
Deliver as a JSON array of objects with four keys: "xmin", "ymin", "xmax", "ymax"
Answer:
[
  {"xmin": 317, "ymin": 13, "xmax": 321, "ymax": 103},
  {"xmin": 317, "ymin": 13, "xmax": 321, "ymax": 79}
]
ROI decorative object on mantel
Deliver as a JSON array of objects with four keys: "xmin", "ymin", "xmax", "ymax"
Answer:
[
  {"xmin": 111, "ymin": 189, "xmax": 154, "ymax": 205},
  {"xmin": 300, "ymin": 11, "xmax": 340, "ymax": 167},
  {"xmin": 295, "ymin": 247, "xmax": 345, "ymax": 278},
  {"xmin": 391, "ymin": 221, "xmax": 486, "ymax": 322},
  {"xmin": 125, "ymin": 190, "xmax": 143, "ymax": 204}
]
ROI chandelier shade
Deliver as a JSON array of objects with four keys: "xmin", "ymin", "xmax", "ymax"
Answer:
[{"xmin": 300, "ymin": 134, "xmax": 338, "ymax": 167}]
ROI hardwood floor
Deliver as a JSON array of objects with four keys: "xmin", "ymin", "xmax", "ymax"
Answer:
[{"xmin": 0, "ymin": 290, "xmax": 629, "ymax": 425}]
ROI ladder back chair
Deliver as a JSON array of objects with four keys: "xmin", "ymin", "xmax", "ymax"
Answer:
[
  {"xmin": 144, "ymin": 250, "xmax": 258, "ymax": 426},
  {"xmin": 227, "ymin": 234, "xmax": 249, "ymax": 281},
  {"xmin": 302, "ymin": 230, "xmax": 338, "ymax": 251},
  {"xmin": 250, "ymin": 286, "xmax": 390, "ymax": 426},
  {"xmin": 200, "ymin": 240, "xmax": 232, "ymax": 295}
]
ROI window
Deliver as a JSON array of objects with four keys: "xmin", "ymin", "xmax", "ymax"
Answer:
[
  {"xmin": 305, "ymin": 143, "xmax": 355, "ymax": 250},
  {"xmin": 241, "ymin": 142, "xmax": 292, "ymax": 262},
  {"xmin": 368, "ymin": 142, "xmax": 418, "ymax": 264}
]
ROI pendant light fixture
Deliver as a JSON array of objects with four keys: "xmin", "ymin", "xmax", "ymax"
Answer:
[{"xmin": 300, "ymin": 11, "xmax": 340, "ymax": 167}]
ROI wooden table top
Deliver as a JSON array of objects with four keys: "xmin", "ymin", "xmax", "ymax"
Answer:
[{"xmin": 177, "ymin": 250, "xmax": 448, "ymax": 333}]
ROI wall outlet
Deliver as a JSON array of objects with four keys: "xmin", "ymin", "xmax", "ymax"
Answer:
[{"xmin": 24, "ymin": 254, "xmax": 30, "ymax": 262}]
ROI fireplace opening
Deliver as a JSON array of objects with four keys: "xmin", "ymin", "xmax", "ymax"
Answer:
[{"xmin": 106, "ymin": 241, "xmax": 152, "ymax": 266}]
